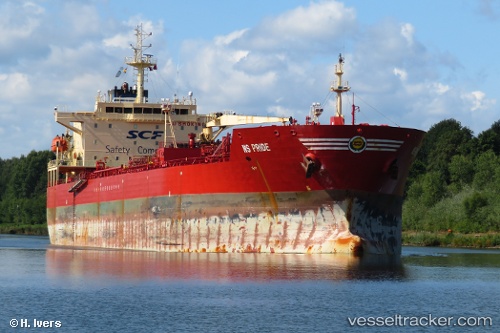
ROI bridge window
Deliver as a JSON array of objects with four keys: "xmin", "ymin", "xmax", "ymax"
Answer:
[
  {"xmin": 153, "ymin": 108, "xmax": 162, "ymax": 114},
  {"xmin": 143, "ymin": 108, "xmax": 152, "ymax": 114},
  {"xmin": 115, "ymin": 107, "xmax": 122, "ymax": 113},
  {"xmin": 106, "ymin": 107, "xmax": 113, "ymax": 113},
  {"xmin": 124, "ymin": 108, "xmax": 132, "ymax": 114},
  {"xmin": 134, "ymin": 108, "xmax": 142, "ymax": 114}
]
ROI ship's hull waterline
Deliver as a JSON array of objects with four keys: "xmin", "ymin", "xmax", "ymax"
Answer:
[{"xmin": 47, "ymin": 190, "xmax": 403, "ymax": 255}]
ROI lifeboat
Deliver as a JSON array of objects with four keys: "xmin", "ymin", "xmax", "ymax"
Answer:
[{"xmin": 51, "ymin": 135, "xmax": 68, "ymax": 152}]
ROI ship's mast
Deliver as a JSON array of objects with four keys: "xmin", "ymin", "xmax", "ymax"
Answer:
[
  {"xmin": 125, "ymin": 24, "xmax": 157, "ymax": 103},
  {"xmin": 330, "ymin": 54, "xmax": 350, "ymax": 120}
]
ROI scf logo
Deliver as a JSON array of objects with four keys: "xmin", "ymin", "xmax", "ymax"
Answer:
[{"xmin": 126, "ymin": 130, "xmax": 163, "ymax": 140}]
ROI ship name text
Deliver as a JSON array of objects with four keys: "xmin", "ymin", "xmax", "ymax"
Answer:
[
  {"xmin": 127, "ymin": 130, "xmax": 163, "ymax": 140},
  {"xmin": 106, "ymin": 145, "xmax": 131, "ymax": 155},
  {"xmin": 106, "ymin": 145, "xmax": 156, "ymax": 156},
  {"xmin": 241, "ymin": 143, "xmax": 271, "ymax": 153},
  {"xmin": 125, "ymin": 123, "xmax": 206, "ymax": 140},
  {"xmin": 94, "ymin": 184, "xmax": 121, "ymax": 192}
]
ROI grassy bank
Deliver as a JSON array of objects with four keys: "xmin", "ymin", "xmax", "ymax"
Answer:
[
  {"xmin": 0, "ymin": 223, "xmax": 48, "ymax": 236},
  {"xmin": 403, "ymin": 231, "xmax": 500, "ymax": 248}
]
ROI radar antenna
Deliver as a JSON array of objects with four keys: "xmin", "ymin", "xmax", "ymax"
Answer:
[
  {"xmin": 125, "ymin": 24, "xmax": 157, "ymax": 103},
  {"xmin": 330, "ymin": 53, "xmax": 350, "ymax": 125}
]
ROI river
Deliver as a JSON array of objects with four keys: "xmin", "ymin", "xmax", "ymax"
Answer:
[{"xmin": 1, "ymin": 234, "xmax": 498, "ymax": 332}]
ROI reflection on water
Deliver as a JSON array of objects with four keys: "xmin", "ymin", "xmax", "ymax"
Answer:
[
  {"xmin": 3, "ymin": 235, "xmax": 500, "ymax": 285},
  {"xmin": 403, "ymin": 246, "xmax": 500, "ymax": 268},
  {"xmin": 45, "ymin": 247, "xmax": 406, "ymax": 282},
  {"xmin": 2, "ymin": 236, "xmax": 500, "ymax": 332}
]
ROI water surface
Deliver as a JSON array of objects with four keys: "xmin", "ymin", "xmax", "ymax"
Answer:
[{"xmin": 1, "ymin": 235, "xmax": 498, "ymax": 332}]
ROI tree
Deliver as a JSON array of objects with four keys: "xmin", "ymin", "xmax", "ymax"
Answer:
[
  {"xmin": 477, "ymin": 120, "xmax": 500, "ymax": 155},
  {"xmin": 403, "ymin": 118, "xmax": 500, "ymax": 235},
  {"xmin": 0, "ymin": 150, "xmax": 54, "ymax": 226},
  {"xmin": 463, "ymin": 192, "xmax": 488, "ymax": 221},
  {"xmin": 421, "ymin": 171, "xmax": 448, "ymax": 207},
  {"xmin": 473, "ymin": 150, "xmax": 499, "ymax": 190},
  {"xmin": 426, "ymin": 119, "xmax": 475, "ymax": 182},
  {"xmin": 448, "ymin": 154, "xmax": 474, "ymax": 192}
]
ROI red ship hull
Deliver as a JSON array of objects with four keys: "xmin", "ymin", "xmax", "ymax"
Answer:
[{"xmin": 47, "ymin": 124, "xmax": 424, "ymax": 255}]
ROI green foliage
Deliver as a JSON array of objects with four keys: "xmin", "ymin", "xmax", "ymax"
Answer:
[
  {"xmin": 448, "ymin": 155, "xmax": 474, "ymax": 192},
  {"xmin": 403, "ymin": 231, "xmax": 500, "ymax": 248},
  {"xmin": 420, "ymin": 171, "xmax": 447, "ymax": 207},
  {"xmin": 0, "ymin": 150, "xmax": 54, "ymax": 227},
  {"xmin": 473, "ymin": 150, "xmax": 499, "ymax": 190},
  {"xmin": 477, "ymin": 120, "xmax": 500, "ymax": 154},
  {"xmin": 403, "ymin": 118, "xmax": 500, "ymax": 236},
  {"xmin": 413, "ymin": 119, "xmax": 475, "ymax": 181},
  {"xmin": 404, "ymin": 186, "xmax": 468, "ymax": 232},
  {"xmin": 0, "ymin": 223, "xmax": 48, "ymax": 235},
  {"xmin": 463, "ymin": 192, "xmax": 487, "ymax": 220}
]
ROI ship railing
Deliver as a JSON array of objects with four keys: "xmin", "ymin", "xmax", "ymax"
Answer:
[
  {"xmin": 125, "ymin": 55, "xmax": 157, "ymax": 66},
  {"xmin": 111, "ymin": 97, "xmax": 136, "ymax": 103},
  {"xmin": 66, "ymin": 153, "xmax": 231, "ymax": 180},
  {"xmin": 207, "ymin": 110, "xmax": 237, "ymax": 120},
  {"xmin": 95, "ymin": 113, "xmax": 164, "ymax": 123},
  {"xmin": 48, "ymin": 158, "xmax": 84, "ymax": 168},
  {"xmin": 160, "ymin": 154, "xmax": 230, "ymax": 167},
  {"xmin": 87, "ymin": 166, "xmax": 123, "ymax": 179}
]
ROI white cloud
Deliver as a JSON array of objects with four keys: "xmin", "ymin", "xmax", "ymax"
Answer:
[
  {"xmin": 60, "ymin": 2, "xmax": 101, "ymax": 35},
  {"xmin": 434, "ymin": 82, "xmax": 450, "ymax": 95},
  {"xmin": 393, "ymin": 67, "xmax": 408, "ymax": 81},
  {"xmin": 214, "ymin": 29, "xmax": 248, "ymax": 46},
  {"xmin": 267, "ymin": 105, "xmax": 293, "ymax": 118},
  {"xmin": 462, "ymin": 90, "xmax": 496, "ymax": 112},
  {"xmin": 0, "ymin": 0, "xmax": 498, "ymax": 158},
  {"xmin": 400, "ymin": 23, "xmax": 415, "ymax": 46},
  {"xmin": 0, "ymin": 73, "xmax": 31, "ymax": 101},
  {"xmin": 235, "ymin": 1, "xmax": 357, "ymax": 54},
  {"xmin": 0, "ymin": 1, "xmax": 44, "ymax": 43},
  {"xmin": 103, "ymin": 34, "xmax": 130, "ymax": 49}
]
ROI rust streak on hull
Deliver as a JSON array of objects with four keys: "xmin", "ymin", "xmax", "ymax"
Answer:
[{"xmin": 48, "ymin": 190, "xmax": 400, "ymax": 255}]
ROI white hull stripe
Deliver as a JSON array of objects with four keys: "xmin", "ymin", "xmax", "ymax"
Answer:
[
  {"xmin": 299, "ymin": 138, "xmax": 350, "ymax": 142},
  {"xmin": 366, "ymin": 139, "xmax": 404, "ymax": 144},
  {"xmin": 299, "ymin": 137, "xmax": 404, "ymax": 152}
]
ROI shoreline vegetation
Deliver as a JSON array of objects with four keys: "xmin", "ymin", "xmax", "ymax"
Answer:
[
  {"xmin": 402, "ymin": 231, "xmax": 500, "ymax": 249},
  {"xmin": 0, "ymin": 223, "xmax": 48, "ymax": 236},
  {"xmin": 1, "ymin": 223, "xmax": 500, "ymax": 249}
]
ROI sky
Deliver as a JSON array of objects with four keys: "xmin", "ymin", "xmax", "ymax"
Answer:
[{"xmin": 1, "ymin": 0, "xmax": 499, "ymax": 159}]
